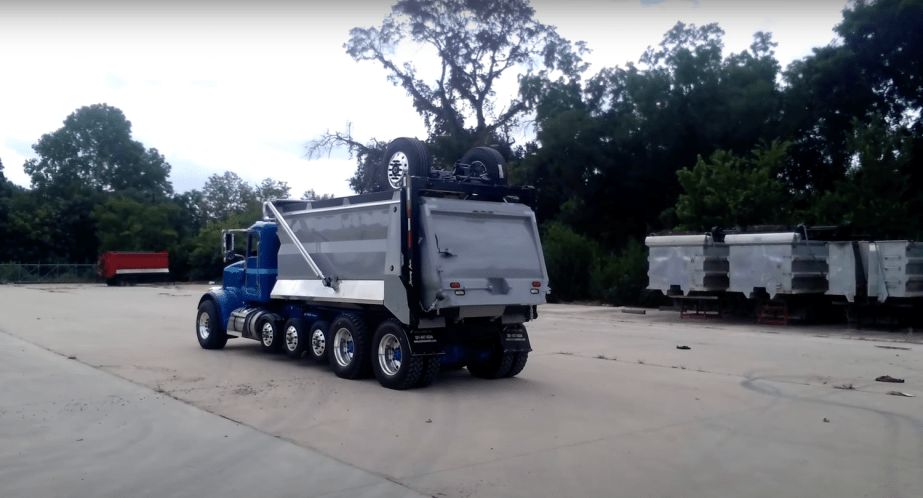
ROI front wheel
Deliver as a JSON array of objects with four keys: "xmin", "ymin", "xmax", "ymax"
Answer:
[
  {"xmin": 371, "ymin": 320, "xmax": 424, "ymax": 390},
  {"xmin": 196, "ymin": 301, "xmax": 227, "ymax": 350}
]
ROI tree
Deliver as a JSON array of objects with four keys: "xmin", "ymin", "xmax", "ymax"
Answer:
[
  {"xmin": 255, "ymin": 178, "xmax": 291, "ymax": 202},
  {"xmin": 836, "ymin": 0, "xmax": 923, "ymax": 121},
  {"xmin": 187, "ymin": 204, "xmax": 263, "ymax": 281},
  {"xmin": 200, "ymin": 172, "xmax": 256, "ymax": 222},
  {"xmin": 515, "ymin": 23, "xmax": 782, "ymax": 247},
  {"xmin": 301, "ymin": 189, "xmax": 335, "ymax": 201},
  {"xmin": 311, "ymin": 0, "xmax": 588, "ymax": 193},
  {"xmin": 803, "ymin": 116, "xmax": 921, "ymax": 239},
  {"xmin": 672, "ymin": 141, "xmax": 794, "ymax": 231},
  {"xmin": 346, "ymin": 0, "xmax": 586, "ymax": 157},
  {"xmin": 24, "ymin": 104, "xmax": 173, "ymax": 199},
  {"xmin": 778, "ymin": 0, "xmax": 923, "ymax": 194},
  {"xmin": 92, "ymin": 197, "xmax": 180, "ymax": 252}
]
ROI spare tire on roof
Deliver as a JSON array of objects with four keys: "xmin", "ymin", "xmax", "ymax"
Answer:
[
  {"xmin": 459, "ymin": 147, "xmax": 508, "ymax": 186},
  {"xmin": 380, "ymin": 137, "xmax": 433, "ymax": 190}
]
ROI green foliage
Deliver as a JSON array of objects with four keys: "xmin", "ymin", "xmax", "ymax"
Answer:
[
  {"xmin": 516, "ymin": 23, "xmax": 783, "ymax": 247},
  {"xmin": 24, "ymin": 104, "xmax": 173, "ymax": 199},
  {"xmin": 201, "ymin": 171, "xmax": 257, "ymax": 222},
  {"xmin": 540, "ymin": 222, "xmax": 647, "ymax": 305},
  {"xmin": 540, "ymin": 222, "xmax": 599, "ymax": 302},
  {"xmin": 802, "ymin": 116, "xmax": 921, "ymax": 239},
  {"xmin": 187, "ymin": 205, "xmax": 263, "ymax": 281},
  {"xmin": 92, "ymin": 197, "xmax": 180, "ymax": 252},
  {"xmin": 673, "ymin": 140, "xmax": 793, "ymax": 230},
  {"xmin": 589, "ymin": 240, "xmax": 648, "ymax": 306},
  {"xmin": 255, "ymin": 178, "xmax": 291, "ymax": 202},
  {"xmin": 301, "ymin": 189, "xmax": 335, "ymax": 201}
]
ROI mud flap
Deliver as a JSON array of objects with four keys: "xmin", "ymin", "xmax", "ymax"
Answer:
[
  {"xmin": 406, "ymin": 329, "xmax": 445, "ymax": 356},
  {"xmin": 499, "ymin": 324, "xmax": 532, "ymax": 353}
]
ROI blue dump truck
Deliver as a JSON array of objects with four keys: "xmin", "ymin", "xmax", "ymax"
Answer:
[{"xmin": 195, "ymin": 138, "xmax": 549, "ymax": 389}]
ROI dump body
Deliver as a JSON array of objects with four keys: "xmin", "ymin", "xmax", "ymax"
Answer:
[
  {"xmin": 862, "ymin": 241, "xmax": 923, "ymax": 302},
  {"xmin": 726, "ymin": 233, "xmax": 829, "ymax": 299},
  {"xmin": 97, "ymin": 252, "xmax": 169, "ymax": 280},
  {"xmin": 262, "ymin": 186, "xmax": 547, "ymax": 326},
  {"xmin": 645, "ymin": 235, "xmax": 729, "ymax": 295}
]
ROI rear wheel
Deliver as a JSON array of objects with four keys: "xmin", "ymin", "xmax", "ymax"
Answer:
[
  {"xmin": 306, "ymin": 320, "xmax": 330, "ymax": 363},
  {"xmin": 196, "ymin": 301, "xmax": 227, "ymax": 350},
  {"xmin": 372, "ymin": 320, "xmax": 424, "ymax": 390},
  {"xmin": 329, "ymin": 313, "xmax": 370, "ymax": 379},
  {"xmin": 282, "ymin": 318, "xmax": 308, "ymax": 358},
  {"xmin": 468, "ymin": 349, "xmax": 515, "ymax": 379},
  {"xmin": 259, "ymin": 318, "xmax": 283, "ymax": 353},
  {"xmin": 416, "ymin": 356, "xmax": 441, "ymax": 387},
  {"xmin": 504, "ymin": 352, "xmax": 529, "ymax": 378},
  {"xmin": 380, "ymin": 137, "xmax": 432, "ymax": 190}
]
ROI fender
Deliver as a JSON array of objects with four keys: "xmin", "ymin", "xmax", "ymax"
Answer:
[{"xmin": 198, "ymin": 287, "xmax": 245, "ymax": 331}]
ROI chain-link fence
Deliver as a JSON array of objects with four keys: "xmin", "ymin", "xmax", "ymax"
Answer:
[{"xmin": 0, "ymin": 263, "xmax": 98, "ymax": 284}]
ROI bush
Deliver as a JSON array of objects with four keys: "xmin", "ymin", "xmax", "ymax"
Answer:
[
  {"xmin": 589, "ymin": 239, "xmax": 648, "ymax": 306},
  {"xmin": 540, "ymin": 222, "xmax": 649, "ymax": 305},
  {"xmin": 540, "ymin": 222, "xmax": 598, "ymax": 302}
]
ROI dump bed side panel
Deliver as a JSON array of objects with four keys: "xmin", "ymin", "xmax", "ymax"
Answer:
[{"xmin": 270, "ymin": 192, "xmax": 402, "ymax": 306}]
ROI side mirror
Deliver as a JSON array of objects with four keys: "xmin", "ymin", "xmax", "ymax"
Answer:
[{"xmin": 222, "ymin": 231, "xmax": 235, "ymax": 263}]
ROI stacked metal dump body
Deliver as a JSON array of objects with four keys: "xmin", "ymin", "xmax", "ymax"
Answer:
[
  {"xmin": 725, "ymin": 233, "xmax": 829, "ymax": 299},
  {"xmin": 646, "ymin": 232, "xmax": 922, "ymax": 320},
  {"xmin": 645, "ymin": 234, "xmax": 729, "ymax": 296}
]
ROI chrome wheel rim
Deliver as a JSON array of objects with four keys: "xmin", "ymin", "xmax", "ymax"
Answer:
[
  {"xmin": 198, "ymin": 313, "xmax": 210, "ymax": 340},
  {"xmin": 311, "ymin": 327, "xmax": 326, "ymax": 357},
  {"xmin": 333, "ymin": 328, "xmax": 354, "ymax": 367},
  {"xmin": 261, "ymin": 322, "xmax": 275, "ymax": 347},
  {"xmin": 387, "ymin": 152, "xmax": 408, "ymax": 189},
  {"xmin": 285, "ymin": 324, "xmax": 298, "ymax": 352},
  {"xmin": 378, "ymin": 333, "xmax": 402, "ymax": 376}
]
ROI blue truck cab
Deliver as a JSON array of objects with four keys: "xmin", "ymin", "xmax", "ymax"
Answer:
[{"xmin": 199, "ymin": 222, "xmax": 279, "ymax": 331}]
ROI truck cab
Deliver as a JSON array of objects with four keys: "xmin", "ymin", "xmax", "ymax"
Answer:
[{"xmin": 222, "ymin": 222, "xmax": 279, "ymax": 304}]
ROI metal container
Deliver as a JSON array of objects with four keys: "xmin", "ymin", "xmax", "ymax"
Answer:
[
  {"xmin": 862, "ymin": 241, "xmax": 923, "ymax": 302},
  {"xmin": 725, "ymin": 233, "xmax": 829, "ymax": 299},
  {"xmin": 645, "ymin": 235, "xmax": 729, "ymax": 295},
  {"xmin": 826, "ymin": 241, "xmax": 863, "ymax": 302}
]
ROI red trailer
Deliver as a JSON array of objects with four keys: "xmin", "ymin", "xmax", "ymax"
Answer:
[{"xmin": 97, "ymin": 252, "xmax": 169, "ymax": 286}]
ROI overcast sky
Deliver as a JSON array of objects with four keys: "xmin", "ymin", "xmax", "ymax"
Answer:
[{"xmin": 0, "ymin": 0, "xmax": 849, "ymax": 198}]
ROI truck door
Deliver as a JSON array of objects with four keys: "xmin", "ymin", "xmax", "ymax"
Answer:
[{"xmin": 245, "ymin": 231, "xmax": 261, "ymax": 300}]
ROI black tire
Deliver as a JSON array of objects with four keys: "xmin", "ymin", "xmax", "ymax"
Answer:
[
  {"xmin": 504, "ymin": 352, "xmax": 529, "ymax": 378},
  {"xmin": 459, "ymin": 147, "xmax": 508, "ymax": 186},
  {"xmin": 106, "ymin": 277, "xmax": 118, "ymax": 287},
  {"xmin": 380, "ymin": 137, "xmax": 432, "ymax": 190},
  {"xmin": 196, "ymin": 300, "xmax": 227, "ymax": 350},
  {"xmin": 416, "ymin": 356, "xmax": 441, "ymax": 388},
  {"xmin": 468, "ymin": 349, "xmax": 515, "ymax": 379},
  {"xmin": 306, "ymin": 320, "xmax": 330, "ymax": 363},
  {"xmin": 282, "ymin": 318, "xmax": 308, "ymax": 358},
  {"xmin": 328, "ymin": 313, "xmax": 371, "ymax": 379},
  {"xmin": 371, "ymin": 320, "xmax": 424, "ymax": 390},
  {"xmin": 258, "ymin": 317, "xmax": 283, "ymax": 353}
]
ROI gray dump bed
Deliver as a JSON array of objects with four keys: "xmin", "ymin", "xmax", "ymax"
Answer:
[{"xmin": 266, "ymin": 190, "xmax": 547, "ymax": 325}]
